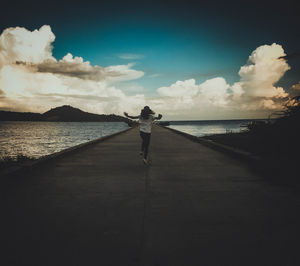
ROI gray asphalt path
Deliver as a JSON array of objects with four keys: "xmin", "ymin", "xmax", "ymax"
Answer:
[{"xmin": 2, "ymin": 126, "xmax": 300, "ymax": 266}]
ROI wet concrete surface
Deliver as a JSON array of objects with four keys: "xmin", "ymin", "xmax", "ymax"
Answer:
[{"xmin": 1, "ymin": 126, "xmax": 300, "ymax": 265}]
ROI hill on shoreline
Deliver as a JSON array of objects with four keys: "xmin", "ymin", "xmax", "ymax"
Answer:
[{"xmin": 0, "ymin": 105, "xmax": 134, "ymax": 124}]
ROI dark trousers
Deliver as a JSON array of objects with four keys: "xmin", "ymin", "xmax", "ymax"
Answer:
[{"xmin": 140, "ymin": 131, "xmax": 151, "ymax": 159}]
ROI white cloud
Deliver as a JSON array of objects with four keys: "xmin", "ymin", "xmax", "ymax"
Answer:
[
  {"xmin": 0, "ymin": 25, "xmax": 145, "ymax": 115},
  {"xmin": 198, "ymin": 77, "xmax": 230, "ymax": 106},
  {"xmin": 153, "ymin": 44, "xmax": 292, "ymax": 119},
  {"xmin": 118, "ymin": 53, "xmax": 144, "ymax": 60},
  {"xmin": 104, "ymin": 63, "xmax": 144, "ymax": 82},
  {"xmin": 260, "ymin": 99, "xmax": 278, "ymax": 110},
  {"xmin": 0, "ymin": 25, "xmax": 55, "ymax": 68},
  {"xmin": 156, "ymin": 77, "xmax": 229, "ymax": 108},
  {"xmin": 230, "ymin": 82, "xmax": 244, "ymax": 100},
  {"xmin": 158, "ymin": 79, "xmax": 199, "ymax": 97},
  {"xmin": 232, "ymin": 43, "xmax": 290, "ymax": 98},
  {"xmin": 0, "ymin": 26, "xmax": 294, "ymax": 120},
  {"xmin": 152, "ymin": 77, "xmax": 231, "ymax": 119}
]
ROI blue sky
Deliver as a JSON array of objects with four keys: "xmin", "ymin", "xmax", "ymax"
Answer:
[
  {"xmin": 52, "ymin": 24, "xmax": 240, "ymax": 91},
  {"xmin": 43, "ymin": 1, "xmax": 299, "ymax": 94},
  {"xmin": 2, "ymin": 0, "xmax": 299, "ymax": 90},
  {"xmin": 1, "ymin": 0, "xmax": 300, "ymax": 119},
  {"xmin": 49, "ymin": 20, "xmax": 297, "ymax": 94}
]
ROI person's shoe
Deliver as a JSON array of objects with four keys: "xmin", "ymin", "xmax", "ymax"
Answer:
[{"xmin": 143, "ymin": 158, "xmax": 148, "ymax": 164}]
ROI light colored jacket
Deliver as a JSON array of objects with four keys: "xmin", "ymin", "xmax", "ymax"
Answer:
[{"xmin": 139, "ymin": 115, "xmax": 154, "ymax": 133}]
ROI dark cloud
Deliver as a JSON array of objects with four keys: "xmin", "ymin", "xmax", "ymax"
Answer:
[
  {"xmin": 14, "ymin": 55, "xmax": 144, "ymax": 82},
  {"xmin": 289, "ymin": 81, "xmax": 300, "ymax": 97},
  {"xmin": 278, "ymin": 52, "xmax": 300, "ymax": 61},
  {"xmin": 15, "ymin": 59, "xmax": 114, "ymax": 81},
  {"xmin": 36, "ymin": 60, "xmax": 107, "ymax": 81}
]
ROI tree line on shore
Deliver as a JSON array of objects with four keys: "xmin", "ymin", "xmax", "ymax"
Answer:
[{"xmin": 206, "ymin": 96, "xmax": 300, "ymax": 161}]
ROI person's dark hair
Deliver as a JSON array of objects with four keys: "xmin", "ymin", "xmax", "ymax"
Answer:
[{"xmin": 140, "ymin": 106, "xmax": 154, "ymax": 120}]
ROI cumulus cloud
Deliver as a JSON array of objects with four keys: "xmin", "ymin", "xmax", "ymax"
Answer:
[
  {"xmin": 0, "ymin": 25, "xmax": 145, "ymax": 114},
  {"xmin": 0, "ymin": 25, "xmax": 143, "ymax": 82},
  {"xmin": 153, "ymin": 77, "xmax": 231, "ymax": 119},
  {"xmin": 0, "ymin": 26, "xmax": 294, "ymax": 119},
  {"xmin": 233, "ymin": 43, "xmax": 290, "ymax": 99},
  {"xmin": 198, "ymin": 77, "xmax": 230, "ymax": 106},
  {"xmin": 158, "ymin": 79, "xmax": 199, "ymax": 97},
  {"xmin": 157, "ymin": 77, "xmax": 230, "ymax": 106},
  {"xmin": 153, "ymin": 43, "xmax": 292, "ymax": 119},
  {"xmin": 0, "ymin": 25, "xmax": 55, "ymax": 68}
]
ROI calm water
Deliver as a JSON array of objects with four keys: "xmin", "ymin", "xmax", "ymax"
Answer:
[
  {"xmin": 167, "ymin": 120, "xmax": 256, "ymax": 137},
  {"xmin": 0, "ymin": 121, "xmax": 129, "ymax": 159}
]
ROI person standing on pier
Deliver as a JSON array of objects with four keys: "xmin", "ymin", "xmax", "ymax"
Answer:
[{"xmin": 124, "ymin": 106, "xmax": 162, "ymax": 164}]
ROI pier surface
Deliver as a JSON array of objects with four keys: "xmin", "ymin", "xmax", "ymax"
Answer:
[{"xmin": 2, "ymin": 126, "xmax": 300, "ymax": 266}]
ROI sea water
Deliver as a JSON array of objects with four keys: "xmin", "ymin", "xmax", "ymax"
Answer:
[
  {"xmin": 0, "ymin": 119, "xmax": 260, "ymax": 159},
  {"xmin": 0, "ymin": 121, "xmax": 129, "ymax": 159},
  {"xmin": 166, "ymin": 120, "xmax": 254, "ymax": 137}
]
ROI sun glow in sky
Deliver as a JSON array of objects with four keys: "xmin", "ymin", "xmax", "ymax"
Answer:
[{"xmin": 0, "ymin": 0, "xmax": 300, "ymax": 119}]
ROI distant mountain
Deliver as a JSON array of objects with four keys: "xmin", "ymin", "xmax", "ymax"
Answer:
[
  {"xmin": 42, "ymin": 105, "xmax": 131, "ymax": 122},
  {"xmin": 0, "ymin": 110, "xmax": 43, "ymax": 121},
  {"xmin": 0, "ymin": 105, "xmax": 135, "ymax": 125}
]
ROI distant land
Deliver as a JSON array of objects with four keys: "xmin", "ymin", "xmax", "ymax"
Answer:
[{"xmin": 0, "ymin": 105, "xmax": 135, "ymax": 125}]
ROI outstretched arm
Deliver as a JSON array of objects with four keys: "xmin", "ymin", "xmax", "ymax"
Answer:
[
  {"xmin": 124, "ymin": 112, "xmax": 139, "ymax": 119},
  {"xmin": 154, "ymin": 114, "xmax": 163, "ymax": 120}
]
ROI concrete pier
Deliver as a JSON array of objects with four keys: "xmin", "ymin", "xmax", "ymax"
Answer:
[{"xmin": 2, "ymin": 126, "xmax": 300, "ymax": 266}]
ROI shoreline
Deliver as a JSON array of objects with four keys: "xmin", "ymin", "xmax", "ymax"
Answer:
[
  {"xmin": 161, "ymin": 125, "xmax": 300, "ymax": 189},
  {"xmin": 162, "ymin": 126, "xmax": 260, "ymax": 162}
]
